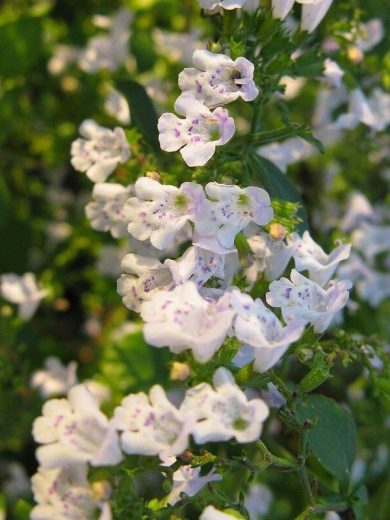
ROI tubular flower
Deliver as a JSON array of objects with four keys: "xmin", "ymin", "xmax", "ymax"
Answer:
[{"xmin": 158, "ymin": 92, "xmax": 235, "ymax": 166}]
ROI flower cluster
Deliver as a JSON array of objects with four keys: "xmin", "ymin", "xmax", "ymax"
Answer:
[
  {"xmin": 337, "ymin": 192, "xmax": 390, "ymax": 307},
  {"xmin": 0, "ymin": 272, "xmax": 47, "ymax": 320},
  {"xmin": 158, "ymin": 49, "xmax": 259, "ymax": 166},
  {"xmin": 31, "ymin": 369, "xmax": 269, "ymax": 514}
]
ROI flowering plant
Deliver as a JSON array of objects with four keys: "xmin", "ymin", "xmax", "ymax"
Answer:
[{"xmin": 0, "ymin": 1, "xmax": 389, "ymax": 519}]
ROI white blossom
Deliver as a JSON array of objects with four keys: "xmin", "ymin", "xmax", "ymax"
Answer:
[
  {"xmin": 33, "ymin": 384, "xmax": 122, "ymax": 469},
  {"xmin": 339, "ymin": 255, "xmax": 390, "ymax": 307},
  {"xmin": 113, "ymin": 386, "xmax": 192, "ymax": 457},
  {"xmin": 339, "ymin": 192, "xmax": 376, "ymax": 232},
  {"xmin": 71, "ymin": 120, "xmax": 130, "ymax": 183},
  {"xmin": 199, "ymin": 0, "xmax": 246, "ymax": 10},
  {"xmin": 351, "ymin": 223, "xmax": 390, "ymax": 261},
  {"xmin": 289, "ymin": 231, "xmax": 351, "ymax": 286},
  {"xmin": 179, "ymin": 50, "xmax": 258, "ymax": 107},
  {"xmin": 335, "ymin": 88, "xmax": 390, "ymax": 133},
  {"xmin": 230, "ymin": 289, "xmax": 304, "ymax": 372},
  {"xmin": 86, "ymin": 183, "xmax": 132, "ymax": 238},
  {"xmin": 200, "ymin": 506, "xmax": 243, "ymax": 520},
  {"xmin": 47, "ymin": 44, "xmax": 80, "ymax": 75},
  {"xmin": 78, "ymin": 8, "xmax": 132, "ymax": 73},
  {"xmin": 165, "ymin": 245, "xmax": 238, "ymax": 289},
  {"xmin": 266, "ymin": 269, "xmax": 352, "ymax": 333},
  {"xmin": 182, "ymin": 368, "xmax": 269, "ymax": 443},
  {"xmin": 31, "ymin": 464, "xmax": 111, "ymax": 520},
  {"xmin": 245, "ymin": 483, "xmax": 273, "ymax": 519},
  {"xmin": 165, "ymin": 465, "xmax": 222, "ymax": 505},
  {"xmin": 323, "ymin": 58, "xmax": 344, "ymax": 88},
  {"xmin": 301, "ymin": 0, "xmax": 333, "ymax": 33},
  {"xmin": 97, "ymin": 245, "xmax": 127, "ymax": 277},
  {"xmin": 31, "ymin": 357, "xmax": 78, "ymax": 399},
  {"xmin": 196, "ymin": 183, "xmax": 273, "ymax": 249},
  {"xmin": 117, "ymin": 253, "xmax": 173, "ymax": 312},
  {"xmin": 104, "ymin": 87, "xmax": 130, "ymax": 125},
  {"xmin": 125, "ymin": 177, "xmax": 207, "ymax": 249},
  {"xmin": 272, "ymin": 1, "xmax": 333, "ymax": 34},
  {"xmin": 152, "ymin": 28, "xmax": 205, "ymax": 65},
  {"xmin": 158, "ymin": 93, "xmax": 235, "ymax": 167},
  {"xmin": 244, "ymin": 229, "xmax": 293, "ymax": 283},
  {"xmin": 258, "ymin": 138, "xmax": 314, "ymax": 173},
  {"xmin": 0, "ymin": 273, "xmax": 47, "ymax": 320},
  {"xmin": 141, "ymin": 282, "xmax": 234, "ymax": 362}
]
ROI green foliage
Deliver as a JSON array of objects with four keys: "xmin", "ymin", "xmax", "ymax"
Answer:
[
  {"xmin": 297, "ymin": 395, "xmax": 357, "ymax": 489},
  {"xmin": 247, "ymin": 154, "xmax": 309, "ymax": 232},
  {"xmin": 116, "ymin": 79, "xmax": 160, "ymax": 150}
]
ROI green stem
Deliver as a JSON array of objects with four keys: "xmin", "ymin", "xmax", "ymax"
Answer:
[
  {"xmin": 297, "ymin": 430, "xmax": 315, "ymax": 507},
  {"xmin": 222, "ymin": 10, "xmax": 235, "ymax": 51},
  {"xmin": 256, "ymin": 440, "xmax": 298, "ymax": 471},
  {"xmin": 294, "ymin": 502, "xmax": 349, "ymax": 520}
]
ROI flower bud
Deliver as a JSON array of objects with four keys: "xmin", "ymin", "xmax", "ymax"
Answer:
[
  {"xmin": 347, "ymin": 46, "xmax": 364, "ymax": 64},
  {"xmin": 145, "ymin": 171, "xmax": 161, "ymax": 182},
  {"xmin": 170, "ymin": 361, "xmax": 190, "ymax": 381},
  {"xmin": 269, "ymin": 222, "xmax": 286, "ymax": 241}
]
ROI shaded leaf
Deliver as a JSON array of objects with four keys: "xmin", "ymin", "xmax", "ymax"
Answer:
[
  {"xmin": 296, "ymin": 395, "xmax": 357, "ymax": 487},
  {"xmin": 116, "ymin": 79, "xmax": 159, "ymax": 150},
  {"xmin": 247, "ymin": 153, "xmax": 308, "ymax": 233}
]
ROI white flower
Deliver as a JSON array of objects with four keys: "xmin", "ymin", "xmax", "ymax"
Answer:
[
  {"xmin": 179, "ymin": 50, "xmax": 258, "ymax": 107},
  {"xmin": 182, "ymin": 368, "xmax": 269, "ymax": 443},
  {"xmin": 47, "ymin": 44, "xmax": 80, "ymax": 75},
  {"xmin": 104, "ymin": 87, "xmax": 130, "ymax": 125},
  {"xmin": 323, "ymin": 58, "xmax": 344, "ymax": 88},
  {"xmin": 200, "ymin": 506, "xmax": 243, "ymax": 520},
  {"xmin": 355, "ymin": 19, "xmax": 384, "ymax": 52},
  {"xmin": 244, "ymin": 229, "xmax": 293, "ymax": 283},
  {"xmin": 97, "ymin": 245, "xmax": 127, "ymax": 277},
  {"xmin": 199, "ymin": 0, "xmax": 247, "ymax": 10},
  {"xmin": 0, "ymin": 273, "xmax": 47, "ymax": 320},
  {"xmin": 301, "ymin": 0, "xmax": 333, "ymax": 33},
  {"xmin": 152, "ymin": 28, "xmax": 205, "ymax": 65},
  {"xmin": 31, "ymin": 357, "xmax": 78, "ymax": 399},
  {"xmin": 78, "ymin": 8, "xmax": 132, "ymax": 73},
  {"xmin": 334, "ymin": 88, "xmax": 389, "ymax": 132},
  {"xmin": 340, "ymin": 256, "xmax": 390, "ymax": 307},
  {"xmin": 83, "ymin": 380, "xmax": 112, "ymax": 406},
  {"xmin": 125, "ymin": 177, "xmax": 207, "ymax": 249},
  {"xmin": 266, "ymin": 269, "xmax": 352, "ymax": 333},
  {"xmin": 196, "ymin": 183, "xmax": 273, "ymax": 249},
  {"xmin": 258, "ymin": 137, "xmax": 314, "ymax": 173},
  {"xmin": 158, "ymin": 93, "xmax": 235, "ymax": 167},
  {"xmin": 117, "ymin": 253, "xmax": 173, "ymax": 312},
  {"xmin": 113, "ymin": 386, "xmax": 191, "ymax": 457},
  {"xmin": 245, "ymin": 483, "xmax": 273, "ymax": 519},
  {"xmin": 272, "ymin": 1, "xmax": 333, "ymax": 34},
  {"xmin": 165, "ymin": 245, "xmax": 238, "ymax": 289},
  {"xmin": 165, "ymin": 465, "xmax": 222, "ymax": 505},
  {"xmin": 141, "ymin": 282, "xmax": 234, "ymax": 362},
  {"xmin": 31, "ymin": 464, "xmax": 111, "ymax": 520},
  {"xmin": 86, "ymin": 183, "xmax": 132, "ymax": 238},
  {"xmin": 230, "ymin": 289, "xmax": 304, "ymax": 372},
  {"xmin": 352, "ymin": 223, "xmax": 390, "ymax": 261},
  {"xmin": 33, "ymin": 384, "xmax": 122, "ymax": 469},
  {"xmin": 71, "ymin": 119, "xmax": 130, "ymax": 183},
  {"xmin": 339, "ymin": 192, "xmax": 376, "ymax": 232},
  {"xmin": 3, "ymin": 463, "xmax": 30, "ymax": 498},
  {"xmin": 289, "ymin": 231, "xmax": 351, "ymax": 287}
]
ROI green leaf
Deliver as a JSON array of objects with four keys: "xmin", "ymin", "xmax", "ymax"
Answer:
[
  {"xmin": 247, "ymin": 153, "xmax": 308, "ymax": 233},
  {"xmin": 296, "ymin": 395, "xmax": 357, "ymax": 488},
  {"xmin": 115, "ymin": 79, "xmax": 159, "ymax": 150}
]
